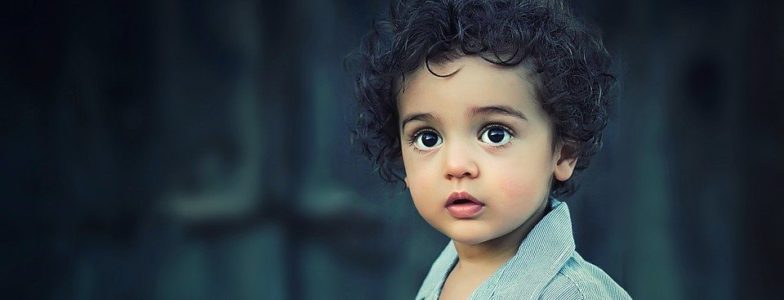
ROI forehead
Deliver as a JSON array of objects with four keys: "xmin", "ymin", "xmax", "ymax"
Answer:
[{"xmin": 398, "ymin": 56, "xmax": 544, "ymax": 121}]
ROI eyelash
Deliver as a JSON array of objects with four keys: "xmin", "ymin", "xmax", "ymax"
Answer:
[
  {"xmin": 406, "ymin": 123, "xmax": 516, "ymax": 152},
  {"xmin": 479, "ymin": 124, "xmax": 516, "ymax": 148},
  {"xmin": 406, "ymin": 128, "xmax": 437, "ymax": 153}
]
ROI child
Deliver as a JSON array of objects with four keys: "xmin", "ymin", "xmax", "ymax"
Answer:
[{"xmin": 351, "ymin": 0, "xmax": 631, "ymax": 298}]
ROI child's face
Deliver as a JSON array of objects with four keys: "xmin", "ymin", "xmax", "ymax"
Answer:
[{"xmin": 398, "ymin": 56, "xmax": 576, "ymax": 245}]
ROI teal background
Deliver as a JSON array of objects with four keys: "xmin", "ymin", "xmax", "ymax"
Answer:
[{"xmin": 2, "ymin": 0, "xmax": 782, "ymax": 299}]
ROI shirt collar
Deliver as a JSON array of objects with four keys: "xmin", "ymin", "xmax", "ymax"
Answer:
[{"xmin": 416, "ymin": 198, "xmax": 576, "ymax": 300}]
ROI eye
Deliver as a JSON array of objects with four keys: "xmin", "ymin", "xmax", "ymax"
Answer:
[
  {"xmin": 412, "ymin": 130, "xmax": 443, "ymax": 150},
  {"xmin": 479, "ymin": 125, "xmax": 513, "ymax": 146}
]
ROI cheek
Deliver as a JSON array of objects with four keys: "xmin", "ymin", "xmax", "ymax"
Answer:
[
  {"xmin": 409, "ymin": 173, "xmax": 434, "ymax": 196},
  {"xmin": 500, "ymin": 174, "xmax": 540, "ymax": 204},
  {"xmin": 403, "ymin": 160, "xmax": 438, "ymax": 209},
  {"xmin": 495, "ymin": 161, "xmax": 551, "ymax": 211}
]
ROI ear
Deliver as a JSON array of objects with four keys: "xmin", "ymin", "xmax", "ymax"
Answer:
[
  {"xmin": 553, "ymin": 142, "xmax": 578, "ymax": 181},
  {"xmin": 403, "ymin": 176, "xmax": 409, "ymax": 188}
]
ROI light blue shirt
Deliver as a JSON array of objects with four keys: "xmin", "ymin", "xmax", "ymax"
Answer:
[{"xmin": 415, "ymin": 199, "xmax": 632, "ymax": 299}]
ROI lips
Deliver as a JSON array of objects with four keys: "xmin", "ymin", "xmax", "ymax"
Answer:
[{"xmin": 445, "ymin": 191, "xmax": 485, "ymax": 219}]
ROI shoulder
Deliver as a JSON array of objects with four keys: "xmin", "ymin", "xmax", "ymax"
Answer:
[
  {"xmin": 415, "ymin": 241, "xmax": 458, "ymax": 300},
  {"xmin": 538, "ymin": 253, "xmax": 632, "ymax": 300}
]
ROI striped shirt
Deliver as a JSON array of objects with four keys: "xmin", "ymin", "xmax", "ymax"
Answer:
[{"xmin": 415, "ymin": 199, "xmax": 632, "ymax": 299}]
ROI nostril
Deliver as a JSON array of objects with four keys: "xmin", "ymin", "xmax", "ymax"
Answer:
[
  {"xmin": 446, "ymin": 170, "xmax": 476, "ymax": 180},
  {"xmin": 444, "ymin": 156, "xmax": 479, "ymax": 179}
]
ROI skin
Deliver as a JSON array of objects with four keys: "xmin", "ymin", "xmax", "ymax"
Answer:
[{"xmin": 398, "ymin": 56, "xmax": 578, "ymax": 300}]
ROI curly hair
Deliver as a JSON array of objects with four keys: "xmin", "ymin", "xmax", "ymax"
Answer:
[{"xmin": 349, "ymin": 0, "xmax": 615, "ymax": 198}]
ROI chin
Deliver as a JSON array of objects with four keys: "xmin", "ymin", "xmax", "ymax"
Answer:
[
  {"xmin": 445, "ymin": 230, "xmax": 495, "ymax": 245},
  {"xmin": 451, "ymin": 237, "xmax": 488, "ymax": 245}
]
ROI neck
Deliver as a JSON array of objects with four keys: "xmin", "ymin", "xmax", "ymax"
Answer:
[{"xmin": 452, "ymin": 198, "xmax": 550, "ymax": 274}]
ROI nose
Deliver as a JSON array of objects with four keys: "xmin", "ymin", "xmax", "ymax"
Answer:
[{"xmin": 443, "ymin": 141, "xmax": 479, "ymax": 180}]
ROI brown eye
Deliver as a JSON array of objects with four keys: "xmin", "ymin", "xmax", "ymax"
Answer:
[
  {"xmin": 413, "ymin": 130, "xmax": 442, "ymax": 150},
  {"xmin": 480, "ymin": 125, "xmax": 512, "ymax": 146}
]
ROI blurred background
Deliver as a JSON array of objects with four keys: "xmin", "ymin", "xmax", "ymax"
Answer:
[{"xmin": 2, "ymin": 0, "xmax": 782, "ymax": 299}]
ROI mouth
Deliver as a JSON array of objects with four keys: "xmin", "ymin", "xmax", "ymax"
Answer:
[{"xmin": 445, "ymin": 191, "xmax": 485, "ymax": 219}]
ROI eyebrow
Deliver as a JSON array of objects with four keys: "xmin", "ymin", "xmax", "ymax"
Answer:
[
  {"xmin": 469, "ymin": 105, "xmax": 528, "ymax": 121},
  {"xmin": 400, "ymin": 112, "xmax": 436, "ymax": 131},
  {"xmin": 400, "ymin": 105, "xmax": 528, "ymax": 130}
]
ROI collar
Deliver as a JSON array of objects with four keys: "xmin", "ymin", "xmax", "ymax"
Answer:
[{"xmin": 416, "ymin": 198, "xmax": 576, "ymax": 300}]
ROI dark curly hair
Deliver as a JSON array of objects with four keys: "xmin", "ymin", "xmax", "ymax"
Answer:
[{"xmin": 349, "ymin": 0, "xmax": 615, "ymax": 198}]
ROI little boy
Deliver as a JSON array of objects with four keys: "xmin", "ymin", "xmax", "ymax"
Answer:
[{"xmin": 351, "ymin": 0, "xmax": 631, "ymax": 299}]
